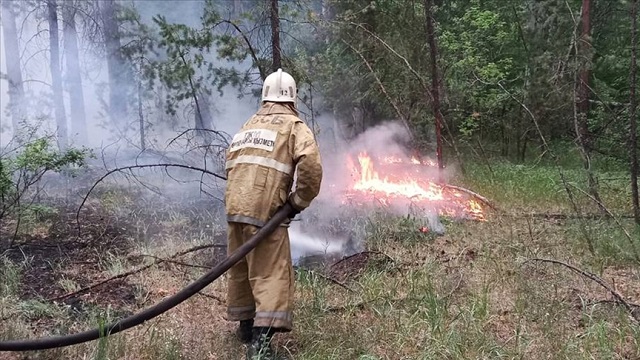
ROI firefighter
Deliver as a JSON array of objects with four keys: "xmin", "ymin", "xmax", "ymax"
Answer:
[{"xmin": 224, "ymin": 68, "xmax": 323, "ymax": 359}]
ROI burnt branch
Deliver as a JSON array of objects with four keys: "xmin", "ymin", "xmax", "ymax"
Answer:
[{"xmin": 526, "ymin": 258, "xmax": 640, "ymax": 323}]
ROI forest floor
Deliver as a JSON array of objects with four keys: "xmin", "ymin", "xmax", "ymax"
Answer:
[{"xmin": 1, "ymin": 153, "xmax": 640, "ymax": 360}]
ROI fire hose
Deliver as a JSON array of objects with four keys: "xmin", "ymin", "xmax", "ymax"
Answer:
[{"xmin": 0, "ymin": 203, "xmax": 293, "ymax": 352}]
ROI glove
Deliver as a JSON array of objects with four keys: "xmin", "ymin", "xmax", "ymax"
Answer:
[{"xmin": 283, "ymin": 200, "xmax": 301, "ymax": 219}]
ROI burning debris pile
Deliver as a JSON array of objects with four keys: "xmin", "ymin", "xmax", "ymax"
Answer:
[
  {"xmin": 342, "ymin": 152, "xmax": 485, "ymax": 221},
  {"xmin": 290, "ymin": 122, "xmax": 490, "ymax": 266}
]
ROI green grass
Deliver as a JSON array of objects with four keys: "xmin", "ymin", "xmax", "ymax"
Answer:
[{"xmin": 2, "ymin": 149, "xmax": 640, "ymax": 359}]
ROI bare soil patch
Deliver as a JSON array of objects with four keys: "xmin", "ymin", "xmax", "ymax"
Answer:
[{"xmin": 2, "ymin": 204, "xmax": 138, "ymax": 312}]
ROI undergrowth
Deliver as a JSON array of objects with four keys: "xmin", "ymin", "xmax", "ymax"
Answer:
[{"xmin": 0, "ymin": 152, "xmax": 639, "ymax": 359}]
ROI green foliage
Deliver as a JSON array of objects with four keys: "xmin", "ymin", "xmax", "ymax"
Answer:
[
  {"xmin": 0, "ymin": 257, "xmax": 22, "ymax": 297},
  {"xmin": 13, "ymin": 138, "xmax": 86, "ymax": 173},
  {"xmin": 0, "ymin": 137, "xmax": 89, "ymax": 221}
]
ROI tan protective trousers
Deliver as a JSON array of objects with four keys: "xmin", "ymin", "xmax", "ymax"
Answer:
[{"xmin": 226, "ymin": 222, "xmax": 295, "ymax": 331}]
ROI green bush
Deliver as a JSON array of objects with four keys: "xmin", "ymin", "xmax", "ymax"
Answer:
[{"xmin": 0, "ymin": 137, "xmax": 90, "ymax": 221}]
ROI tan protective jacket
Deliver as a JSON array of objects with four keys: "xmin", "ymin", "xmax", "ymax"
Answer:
[{"xmin": 225, "ymin": 102, "xmax": 322, "ymax": 226}]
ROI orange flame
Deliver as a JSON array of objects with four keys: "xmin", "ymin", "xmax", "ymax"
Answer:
[{"xmin": 346, "ymin": 152, "xmax": 485, "ymax": 220}]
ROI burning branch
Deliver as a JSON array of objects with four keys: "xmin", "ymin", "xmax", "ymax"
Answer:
[
  {"xmin": 345, "ymin": 153, "xmax": 487, "ymax": 220},
  {"xmin": 442, "ymin": 184, "xmax": 499, "ymax": 212}
]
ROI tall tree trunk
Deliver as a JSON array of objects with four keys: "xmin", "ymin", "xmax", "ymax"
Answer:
[
  {"xmin": 575, "ymin": 0, "xmax": 603, "ymax": 207},
  {"xmin": 62, "ymin": 1, "xmax": 88, "ymax": 146},
  {"xmin": 48, "ymin": 0, "xmax": 68, "ymax": 149},
  {"xmin": 137, "ymin": 75, "xmax": 145, "ymax": 150},
  {"xmin": 269, "ymin": 0, "xmax": 281, "ymax": 71},
  {"xmin": 1, "ymin": 0, "xmax": 26, "ymax": 135},
  {"xmin": 424, "ymin": 0, "xmax": 444, "ymax": 171},
  {"xmin": 195, "ymin": 90, "xmax": 213, "ymax": 145},
  {"xmin": 233, "ymin": 0, "xmax": 243, "ymax": 17},
  {"xmin": 100, "ymin": 0, "xmax": 128, "ymax": 128},
  {"xmin": 576, "ymin": 0, "xmax": 592, "ymax": 152},
  {"xmin": 630, "ymin": 0, "xmax": 640, "ymax": 224}
]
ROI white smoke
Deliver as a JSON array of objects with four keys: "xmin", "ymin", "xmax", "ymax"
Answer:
[{"xmin": 290, "ymin": 118, "xmax": 445, "ymax": 260}]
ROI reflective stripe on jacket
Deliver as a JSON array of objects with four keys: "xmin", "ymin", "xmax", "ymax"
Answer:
[{"xmin": 224, "ymin": 102, "xmax": 323, "ymax": 226}]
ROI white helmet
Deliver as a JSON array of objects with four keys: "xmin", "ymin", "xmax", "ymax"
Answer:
[{"xmin": 262, "ymin": 68, "xmax": 297, "ymax": 105}]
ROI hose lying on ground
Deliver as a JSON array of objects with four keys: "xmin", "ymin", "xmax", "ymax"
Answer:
[{"xmin": 0, "ymin": 203, "xmax": 293, "ymax": 352}]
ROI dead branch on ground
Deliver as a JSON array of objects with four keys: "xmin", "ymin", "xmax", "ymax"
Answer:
[
  {"xmin": 197, "ymin": 291, "xmax": 225, "ymax": 304},
  {"xmin": 586, "ymin": 299, "xmax": 640, "ymax": 309},
  {"xmin": 526, "ymin": 258, "xmax": 640, "ymax": 323},
  {"xmin": 306, "ymin": 269, "xmax": 355, "ymax": 292},
  {"xmin": 48, "ymin": 243, "xmax": 222, "ymax": 302},
  {"xmin": 133, "ymin": 254, "xmax": 213, "ymax": 270},
  {"xmin": 511, "ymin": 212, "xmax": 635, "ymax": 220},
  {"xmin": 326, "ymin": 294, "xmax": 451, "ymax": 313}
]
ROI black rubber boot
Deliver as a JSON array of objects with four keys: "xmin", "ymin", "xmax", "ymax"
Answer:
[
  {"xmin": 246, "ymin": 327, "xmax": 277, "ymax": 360},
  {"xmin": 235, "ymin": 319, "xmax": 254, "ymax": 344}
]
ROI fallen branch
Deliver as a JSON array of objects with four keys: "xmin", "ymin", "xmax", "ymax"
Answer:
[
  {"xmin": 508, "ymin": 212, "xmax": 637, "ymax": 220},
  {"xmin": 442, "ymin": 184, "xmax": 499, "ymax": 211},
  {"xmin": 197, "ymin": 291, "xmax": 225, "ymax": 304},
  {"xmin": 307, "ymin": 269, "xmax": 355, "ymax": 292},
  {"xmin": 48, "ymin": 243, "xmax": 222, "ymax": 302},
  {"xmin": 526, "ymin": 258, "xmax": 640, "ymax": 323},
  {"xmin": 135, "ymin": 255, "xmax": 212, "ymax": 270},
  {"xmin": 586, "ymin": 299, "xmax": 640, "ymax": 308}
]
